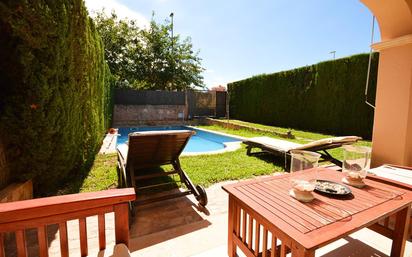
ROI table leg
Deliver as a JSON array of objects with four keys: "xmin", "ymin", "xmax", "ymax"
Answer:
[
  {"xmin": 228, "ymin": 196, "xmax": 236, "ymax": 257},
  {"xmin": 390, "ymin": 206, "xmax": 411, "ymax": 257},
  {"xmin": 291, "ymin": 242, "xmax": 315, "ymax": 257}
]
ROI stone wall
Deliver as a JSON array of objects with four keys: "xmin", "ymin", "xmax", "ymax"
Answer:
[{"xmin": 113, "ymin": 105, "xmax": 187, "ymax": 126}]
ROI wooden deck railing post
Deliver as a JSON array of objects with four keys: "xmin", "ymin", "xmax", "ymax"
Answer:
[
  {"xmin": 79, "ymin": 218, "xmax": 88, "ymax": 257},
  {"xmin": 98, "ymin": 214, "xmax": 106, "ymax": 250},
  {"xmin": 114, "ymin": 203, "xmax": 130, "ymax": 246},
  {"xmin": 37, "ymin": 226, "xmax": 48, "ymax": 257},
  {"xmin": 59, "ymin": 222, "xmax": 69, "ymax": 257},
  {"xmin": 15, "ymin": 230, "xmax": 27, "ymax": 257}
]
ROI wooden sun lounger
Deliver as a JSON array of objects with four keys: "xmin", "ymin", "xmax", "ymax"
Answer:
[
  {"xmin": 243, "ymin": 136, "xmax": 362, "ymax": 167},
  {"xmin": 117, "ymin": 130, "xmax": 208, "ymax": 207}
]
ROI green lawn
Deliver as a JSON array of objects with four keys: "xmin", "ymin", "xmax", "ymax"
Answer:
[
  {"xmin": 79, "ymin": 153, "xmax": 118, "ymax": 192},
  {"xmin": 180, "ymin": 146, "xmax": 283, "ymax": 187},
  {"xmin": 70, "ymin": 122, "xmax": 371, "ymax": 193},
  {"xmin": 213, "ymin": 119, "xmax": 370, "ymax": 142}
]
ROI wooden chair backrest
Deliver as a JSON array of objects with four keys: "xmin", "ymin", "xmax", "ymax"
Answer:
[
  {"xmin": 126, "ymin": 130, "xmax": 194, "ymax": 169},
  {"xmin": 0, "ymin": 188, "xmax": 135, "ymax": 257}
]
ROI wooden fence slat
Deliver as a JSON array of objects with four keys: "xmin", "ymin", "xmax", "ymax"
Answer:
[
  {"xmin": 79, "ymin": 218, "xmax": 88, "ymax": 257},
  {"xmin": 37, "ymin": 226, "xmax": 48, "ymax": 257},
  {"xmin": 59, "ymin": 222, "xmax": 69, "ymax": 257},
  {"xmin": 98, "ymin": 214, "xmax": 106, "ymax": 250},
  {"xmin": 16, "ymin": 230, "xmax": 27, "ymax": 257},
  {"xmin": 0, "ymin": 233, "xmax": 5, "ymax": 257},
  {"xmin": 114, "ymin": 203, "xmax": 129, "ymax": 246}
]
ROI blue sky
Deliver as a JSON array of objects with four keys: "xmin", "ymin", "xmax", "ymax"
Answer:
[{"xmin": 85, "ymin": 0, "xmax": 380, "ymax": 88}]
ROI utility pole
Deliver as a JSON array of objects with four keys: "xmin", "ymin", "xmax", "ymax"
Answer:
[
  {"xmin": 169, "ymin": 12, "xmax": 174, "ymax": 90},
  {"xmin": 170, "ymin": 12, "xmax": 174, "ymax": 50},
  {"xmin": 329, "ymin": 51, "xmax": 336, "ymax": 60}
]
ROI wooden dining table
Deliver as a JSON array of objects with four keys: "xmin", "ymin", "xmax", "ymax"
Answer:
[{"xmin": 222, "ymin": 168, "xmax": 412, "ymax": 257}]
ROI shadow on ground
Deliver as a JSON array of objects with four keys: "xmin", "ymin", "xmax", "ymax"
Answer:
[
  {"xmin": 247, "ymin": 151, "xmax": 287, "ymax": 170},
  {"xmin": 320, "ymin": 236, "xmax": 389, "ymax": 257},
  {"xmin": 129, "ymin": 185, "xmax": 212, "ymax": 251}
]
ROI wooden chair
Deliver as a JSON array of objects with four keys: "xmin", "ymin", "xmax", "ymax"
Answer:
[
  {"xmin": 0, "ymin": 188, "xmax": 135, "ymax": 257},
  {"xmin": 117, "ymin": 130, "xmax": 208, "ymax": 207}
]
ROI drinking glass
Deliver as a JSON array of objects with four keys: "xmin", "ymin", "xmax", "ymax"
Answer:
[
  {"xmin": 289, "ymin": 150, "xmax": 321, "ymax": 202},
  {"xmin": 342, "ymin": 145, "xmax": 371, "ymax": 182}
]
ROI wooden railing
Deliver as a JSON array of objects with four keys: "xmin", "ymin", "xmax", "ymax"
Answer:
[{"xmin": 0, "ymin": 188, "xmax": 136, "ymax": 257}]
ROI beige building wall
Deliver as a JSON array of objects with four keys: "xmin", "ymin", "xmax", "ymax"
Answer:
[{"xmin": 361, "ymin": 0, "xmax": 412, "ymax": 167}]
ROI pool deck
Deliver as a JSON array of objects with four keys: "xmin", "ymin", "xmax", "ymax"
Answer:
[
  {"xmin": 99, "ymin": 132, "xmax": 118, "ymax": 154},
  {"xmin": 19, "ymin": 177, "xmax": 411, "ymax": 257},
  {"xmin": 99, "ymin": 126, "xmax": 245, "ymax": 155}
]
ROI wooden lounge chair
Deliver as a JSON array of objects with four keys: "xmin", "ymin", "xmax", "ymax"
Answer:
[
  {"xmin": 117, "ymin": 130, "xmax": 208, "ymax": 207},
  {"xmin": 243, "ymin": 136, "xmax": 362, "ymax": 167}
]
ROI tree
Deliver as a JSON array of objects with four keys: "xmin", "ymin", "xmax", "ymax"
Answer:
[
  {"xmin": 93, "ymin": 11, "xmax": 205, "ymax": 90},
  {"xmin": 93, "ymin": 11, "xmax": 144, "ymax": 87}
]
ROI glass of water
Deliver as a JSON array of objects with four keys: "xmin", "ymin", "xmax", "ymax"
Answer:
[
  {"xmin": 342, "ymin": 145, "xmax": 371, "ymax": 187},
  {"xmin": 289, "ymin": 150, "xmax": 321, "ymax": 202}
]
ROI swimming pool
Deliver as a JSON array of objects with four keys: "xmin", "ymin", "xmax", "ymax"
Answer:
[{"xmin": 116, "ymin": 126, "xmax": 242, "ymax": 154}]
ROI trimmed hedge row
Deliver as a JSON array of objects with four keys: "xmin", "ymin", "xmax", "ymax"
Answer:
[
  {"xmin": 0, "ymin": 0, "xmax": 113, "ymax": 194},
  {"xmin": 228, "ymin": 53, "xmax": 378, "ymax": 139}
]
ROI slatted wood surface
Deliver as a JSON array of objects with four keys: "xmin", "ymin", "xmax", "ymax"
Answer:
[
  {"xmin": 0, "ymin": 188, "xmax": 135, "ymax": 257},
  {"xmin": 126, "ymin": 130, "xmax": 194, "ymax": 168},
  {"xmin": 223, "ymin": 168, "xmax": 412, "ymax": 257}
]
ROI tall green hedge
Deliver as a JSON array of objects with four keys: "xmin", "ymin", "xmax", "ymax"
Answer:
[
  {"xmin": 228, "ymin": 53, "xmax": 378, "ymax": 139},
  {"xmin": 0, "ymin": 0, "xmax": 113, "ymax": 194}
]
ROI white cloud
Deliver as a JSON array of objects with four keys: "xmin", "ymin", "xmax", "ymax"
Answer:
[{"xmin": 84, "ymin": 0, "xmax": 149, "ymax": 28}]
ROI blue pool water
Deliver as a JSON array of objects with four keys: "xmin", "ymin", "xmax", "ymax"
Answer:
[{"xmin": 117, "ymin": 126, "xmax": 240, "ymax": 153}]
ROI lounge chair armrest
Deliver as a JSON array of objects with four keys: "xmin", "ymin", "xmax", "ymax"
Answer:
[{"xmin": 117, "ymin": 145, "xmax": 129, "ymax": 188}]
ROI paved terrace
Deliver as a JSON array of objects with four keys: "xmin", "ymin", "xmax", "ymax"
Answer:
[{"xmin": 5, "ymin": 177, "xmax": 411, "ymax": 257}]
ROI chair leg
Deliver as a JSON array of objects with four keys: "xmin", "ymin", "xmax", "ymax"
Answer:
[
  {"xmin": 173, "ymin": 160, "xmax": 208, "ymax": 206},
  {"xmin": 320, "ymin": 150, "xmax": 342, "ymax": 168},
  {"xmin": 173, "ymin": 160, "xmax": 196, "ymax": 193},
  {"xmin": 246, "ymin": 146, "xmax": 253, "ymax": 156}
]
